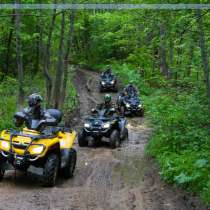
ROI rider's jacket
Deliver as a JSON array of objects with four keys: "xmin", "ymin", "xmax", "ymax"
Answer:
[{"xmin": 14, "ymin": 106, "xmax": 57, "ymax": 129}]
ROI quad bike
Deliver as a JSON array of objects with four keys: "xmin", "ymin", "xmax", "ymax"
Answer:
[
  {"xmin": 117, "ymin": 93, "xmax": 144, "ymax": 117},
  {"xmin": 99, "ymin": 74, "xmax": 118, "ymax": 92},
  {"xmin": 0, "ymin": 109, "xmax": 77, "ymax": 187},
  {"xmin": 78, "ymin": 108, "xmax": 128, "ymax": 148}
]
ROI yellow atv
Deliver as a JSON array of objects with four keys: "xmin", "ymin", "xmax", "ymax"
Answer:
[{"xmin": 0, "ymin": 109, "xmax": 77, "ymax": 187}]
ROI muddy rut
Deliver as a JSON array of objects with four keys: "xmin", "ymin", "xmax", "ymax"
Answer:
[{"xmin": 0, "ymin": 69, "xmax": 207, "ymax": 210}]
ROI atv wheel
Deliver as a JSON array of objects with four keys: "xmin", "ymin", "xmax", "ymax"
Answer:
[
  {"xmin": 114, "ymin": 86, "xmax": 118, "ymax": 92},
  {"xmin": 78, "ymin": 131, "xmax": 88, "ymax": 147},
  {"xmin": 62, "ymin": 149, "xmax": 77, "ymax": 179},
  {"xmin": 138, "ymin": 109, "xmax": 144, "ymax": 117},
  {"xmin": 110, "ymin": 130, "xmax": 120, "ymax": 149},
  {"xmin": 99, "ymin": 86, "xmax": 104, "ymax": 93},
  {"xmin": 0, "ymin": 155, "xmax": 5, "ymax": 181},
  {"xmin": 43, "ymin": 153, "xmax": 59, "ymax": 187},
  {"xmin": 120, "ymin": 106, "xmax": 125, "ymax": 116},
  {"xmin": 87, "ymin": 136, "xmax": 95, "ymax": 147},
  {"xmin": 123, "ymin": 128, "xmax": 129, "ymax": 141},
  {"xmin": 0, "ymin": 167, "xmax": 5, "ymax": 181}
]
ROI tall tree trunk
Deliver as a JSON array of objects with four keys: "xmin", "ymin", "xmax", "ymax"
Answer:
[
  {"xmin": 15, "ymin": 0, "xmax": 24, "ymax": 109},
  {"xmin": 43, "ymin": 0, "xmax": 57, "ymax": 107},
  {"xmin": 5, "ymin": 13, "xmax": 15, "ymax": 76},
  {"xmin": 53, "ymin": 10, "xmax": 66, "ymax": 108},
  {"xmin": 159, "ymin": 20, "xmax": 169, "ymax": 78},
  {"xmin": 83, "ymin": 13, "xmax": 90, "ymax": 61},
  {"xmin": 35, "ymin": 15, "xmax": 41, "ymax": 76},
  {"xmin": 196, "ymin": 10, "xmax": 210, "ymax": 99},
  {"xmin": 61, "ymin": 10, "xmax": 76, "ymax": 107},
  {"xmin": 187, "ymin": 36, "xmax": 194, "ymax": 77}
]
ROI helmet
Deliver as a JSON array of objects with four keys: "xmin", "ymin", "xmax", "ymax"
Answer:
[
  {"xmin": 104, "ymin": 94, "xmax": 111, "ymax": 103},
  {"xmin": 28, "ymin": 93, "xmax": 43, "ymax": 107}
]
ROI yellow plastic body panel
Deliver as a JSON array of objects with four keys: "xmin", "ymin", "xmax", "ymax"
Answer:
[{"xmin": 0, "ymin": 128, "xmax": 77, "ymax": 159}]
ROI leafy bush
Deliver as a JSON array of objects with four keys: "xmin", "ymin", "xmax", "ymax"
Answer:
[{"xmin": 146, "ymin": 89, "xmax": 210, "ymax": 205}]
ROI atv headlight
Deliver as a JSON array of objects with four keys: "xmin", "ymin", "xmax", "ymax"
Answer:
[
  {"xmin": 101, "ymin": 81, "xmax": 105, "ymax": 85},
  {"xmin": 1, "ymin": 141, "xmax": 9, "ymax": 150},
  {"xmin": 110, "ymin": 80, "xmax": 115, "ymax": 84},
  {"xmin": 102, "ymin": 122, "xmax": 110, "ymax": 129},
  {"xmin": 84, "ymin": 123, "xmax": 90, "ymax": 128},
  {"xmin": 31, "ymin": 145, "xmax": 44, "ymax": 155},
  {"xmin": 126, "ymin": 103, "xmax": 130, "ymax": 108},
  {"xmin": 138, "ymin": 104, "xmax": 142, "ymax": 108}
]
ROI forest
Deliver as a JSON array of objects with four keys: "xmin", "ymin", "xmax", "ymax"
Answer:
[{"xmin": 0, "ymin": 1, "xmax": 209, "ymax": 208}]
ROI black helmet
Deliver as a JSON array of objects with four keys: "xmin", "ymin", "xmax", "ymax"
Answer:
[
  {"xmin": 104, "ymin": 94, "xmax": 111, "ymax": 103},
  {"xmin": 28, "ymin": 93, "xmax": 43, "ymax": 107}
]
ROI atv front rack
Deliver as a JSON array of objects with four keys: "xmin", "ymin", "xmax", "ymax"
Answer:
[{"xmin": 0, "ymin": 130, "xmax": 53, "ymax": 163}]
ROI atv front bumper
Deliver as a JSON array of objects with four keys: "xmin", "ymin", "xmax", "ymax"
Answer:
[
  {"xmin": 84, "ymin": 127, "xmax": 112, "ymax": 138},
  {"xmin": 0, "ymin": 150, "xmax": 38, "ymax": 170},
  {"xmin": 100, "ymin": 83, "xmax": 116, "ymax": 90},
  {"xmin": 125, "ymin": 107, "xmax": 143, "ymax": 115}
]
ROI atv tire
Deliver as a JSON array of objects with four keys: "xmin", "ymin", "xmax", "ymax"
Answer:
[
  {"xmin": 0, "ymin": 166, "xmax": 5, "ymax": 182},
  {"xmin": 110, "ymin": 130, "xmax": 120, "ymax": 149},
  {"xmin": 87, "ymin": 136, "xmax": 95, "ymax": 147},
  {"xmin": 99, "ymin": 86, "xmax": 104, "ymax": 93},
  {"xmin": 138, "ymin": 109, "xmax": 144, "ymax": 117},
  {"xmin": 123, "ymin": 128, "xmax": 129, "ymax": 141},
  {"xmin": 78, "ymin": 131, "xmax": 88, "ymax": 147},
  {"xmin": 62, "ymin": 148, "xmax": 77, "ymax": 179},
  {"xmin": 114, "ymin": 86, "xmax": 118, "ymax": 92},
  {"xmin": 120, "ymin": 106, "xmax": 125, "ymax": 116},
  {"xmin": 43, "ymin": 153, "xmax": 59, "ymax": 187},
  {"xmin": 0, "ymin": 154, "xmax": 6, "ymax": 181}
]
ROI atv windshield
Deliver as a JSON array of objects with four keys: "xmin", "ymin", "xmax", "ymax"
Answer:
[
  {"xmin": 124, "ymin": 96, "xmax": 140, "ymax": 105},
  {"xmin": 101, "ymin": 74, "xmax": 115, "ymax": 81}
]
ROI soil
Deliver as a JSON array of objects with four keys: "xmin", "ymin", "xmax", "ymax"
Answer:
[{"xmin": 0, "ymin": 69, "xmax": 207, "ymax": 210}]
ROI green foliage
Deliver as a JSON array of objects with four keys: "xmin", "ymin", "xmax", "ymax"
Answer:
[
  {"xmin": 145, "ymin": 88, "xmax": 210, "ymax": 204},
  {"xmin": 63, "ymin": 69, "xmax": 78, "ymax": 112},
  {"xmin": 0, "ymin": 76, "xmax": 18, "ymax": 130}
]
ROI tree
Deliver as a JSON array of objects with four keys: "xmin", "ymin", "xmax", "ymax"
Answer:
[
  {"xmin": 15, "ymin": 0, "xmax": 24, "ymax": 108},
  {"xmin": 53, "ymin": 9, "xmax": 66, "ymax": 108},
  {"xmin": 61, "ymin": 10, "xmax": 76, "ymax": 107},
  {"xmin": 43, "ymin": 0, "xmax": 57, "ymax": 107},
  {"xmin": 196, "ymin": 10, "xmax": 210, "ymax": 99}
]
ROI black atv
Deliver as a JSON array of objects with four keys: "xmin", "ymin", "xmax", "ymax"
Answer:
[
  {"xmin": 117, "ymin": 93, "xmax": 144, "ymax": 117},
  {"xmin": 99, "ymin": 74, "xmax": 118, "ymax": 92},
  {"xmin": 78, "ymin": 108, "xmax": 128, "ymax": 148}
]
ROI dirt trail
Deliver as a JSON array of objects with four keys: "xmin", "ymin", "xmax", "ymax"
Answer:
[{"xmin": 0, "ymin": 69, "xmax": 207, "ymax": 210}]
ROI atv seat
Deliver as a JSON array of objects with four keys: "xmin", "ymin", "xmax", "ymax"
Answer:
[{"xmin": 46, "ymin": 109, "xmax": 63, "ymax": 124}]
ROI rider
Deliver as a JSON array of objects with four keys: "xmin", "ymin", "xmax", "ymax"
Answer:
[
  {"xmin": 94, "ymin": 94, "xmax": 116, "ymax": 116},
  {"xmin": 25, "ymin": 93, "xmax": 44, "ymax": 120},
  {"xmin": 123, "ymin": 81, "xmax": 138, "ymax": 96},
  {"xmin": 101, "ymin": 65, "xmax": 113, "ymax": 78},
  {"xmin": 98, "ymin": 94, "xmax": 113, "ymax": 110},
  {"xmin": 14, "ymin": 93, "xmax": 57, "ymax": 129}
]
